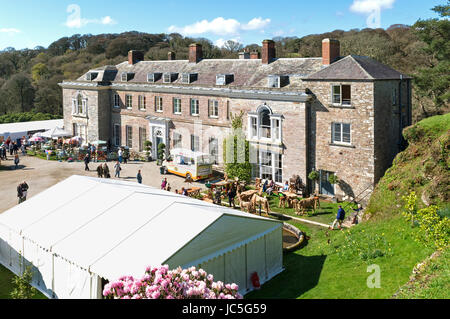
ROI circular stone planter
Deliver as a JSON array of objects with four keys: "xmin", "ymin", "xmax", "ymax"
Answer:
[{"xmin": 282, "ymin": 223, "xmax": 305, "ymax": 252}]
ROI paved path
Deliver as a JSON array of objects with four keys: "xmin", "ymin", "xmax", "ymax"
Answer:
[{"xmin": 0, "ymin": 155, "xmax": 206, "ymax": 214}]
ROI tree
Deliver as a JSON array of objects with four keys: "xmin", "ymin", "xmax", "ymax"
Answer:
[
  {"xmin": 223, "ymin": 40, "xmax": 243, "ymax": 53},
  {"xmin": 10, "ymin": 265, "xmax": 36, "ymax": 299},
  {"xmin": 31, "ymin": 63, "xmax": 50, "ymax": 82},
  {"xmin": 223, "ymin": 112, "xmax": 253, "ymax": 183},
  {"xmin": 4, "ymin": 73, "xmax": 34, "ymax": 112},
  {"xmin": 413, "ymin": 1, "xmax": 450, "ymax": 113}
]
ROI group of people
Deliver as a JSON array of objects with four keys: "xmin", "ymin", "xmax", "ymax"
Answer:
[
  {"xmin": 160, "ymin": 178, "xmax": 172, "ymax": 192},
  {"xmin": 96, "ymin": 163, "xmax": 111, "ymax": 178}
]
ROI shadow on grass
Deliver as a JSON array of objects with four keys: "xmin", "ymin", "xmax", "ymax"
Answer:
[{"xmin": 246, "ymin": 251, "xmax": 327, "ymax": 299}]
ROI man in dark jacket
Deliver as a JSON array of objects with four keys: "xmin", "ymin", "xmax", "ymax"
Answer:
[
  {"xmin": 84, "ymin": 154, "xmax": 90, "ymax": 171},
  {"xmin": 330, "ymin": 205, "xmax": 346, "ymax": 230}
]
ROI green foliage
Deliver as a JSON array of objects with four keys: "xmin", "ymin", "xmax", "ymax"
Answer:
[
  {"xmin": 223, "ymin": 112, "xmax": 253, "ymax": 183},
  {"xmin": 328, "ymin": 174, "xmax": 338, "ymax": 185},
  {"xmin": 0, "ymin": 112, "xmax": 61, "ymax": 124},
  {"xmin": 308, "ymin": 170, "xmax": 319, "ymax": 181},
  {"xmin": 412, "ymin": 1, "xmax": 450, "ymax": 112},
  {"xmin": 402, "ymin": 191, "xmax": 419, "ymax": 225},
  {"xmin": 10, "ymin": 265, "xmax": 36, "ymax": 299},
  {"xmin": 157, "ymin": 143, "xmax": 166, "ymax": 161},
  {"xmin": 336, "ymin": 229, "xmax": 393, "ymax": 263},
  {"xmin": 414, "ymin": 205, "xmax": 450, "ymax": 250}
]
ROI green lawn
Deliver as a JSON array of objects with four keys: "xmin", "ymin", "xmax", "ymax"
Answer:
[
  {"xmin": 247, "ymin": 215, "xmax": 434, "ymax": 299},
  {"xmin": 0, "ymin": 264, "xmax": 47, "ymax": 299}
]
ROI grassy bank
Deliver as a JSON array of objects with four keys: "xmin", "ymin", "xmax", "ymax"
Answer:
[{"xmin": 0, "ymin": 264, "xmax": 46, "ymax": 299}]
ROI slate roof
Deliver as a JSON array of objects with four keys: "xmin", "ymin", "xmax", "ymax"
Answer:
[
  {"xmin": 304, "ymin": 55, "xmax": 411, "ymax": 81},
  {"xmin": 78, "ymin": 58, "xmax": 324, "ymax": 90}
]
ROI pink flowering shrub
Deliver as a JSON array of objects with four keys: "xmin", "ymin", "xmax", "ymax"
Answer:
[{"xmin": 103, "ymin": 265, "xmax": 243, "ymax": 299}]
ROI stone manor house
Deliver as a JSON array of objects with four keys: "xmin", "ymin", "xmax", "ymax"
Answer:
[{"xmin": 60, "ymin": 38, "xmax": 412, "ymax": 200}]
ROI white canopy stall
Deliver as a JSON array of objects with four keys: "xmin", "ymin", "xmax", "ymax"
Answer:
[{"xmin": 0, "ymin": 176, "xmax": 283, "ymax": 299}]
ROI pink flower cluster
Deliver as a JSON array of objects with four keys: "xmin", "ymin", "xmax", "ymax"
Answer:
[{"xmin": 103, "ymin": 265, "xmax": 243, "ymax": 299}]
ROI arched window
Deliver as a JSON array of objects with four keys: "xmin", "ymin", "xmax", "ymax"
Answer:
[{"xmin": 259, "ymin": 106, "xmax": 272, "ymax": 139}]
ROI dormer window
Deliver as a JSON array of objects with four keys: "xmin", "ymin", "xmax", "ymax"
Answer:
[
  {"xmin": 181, "ymin": 73, "xmax": 198, "ymax": 84},
  {"xmin": 268, "ymin": 75, "xmax": 289, "ymax": 88},
  {"xmin": 163, "ymin": 72, "xmax": 178, "ymax": 83},
  {"xmin": 121, "ymin": 72, "xmax": 134, "ymax": 82},
  {"xmin": 86, "ymin": 72, "xmax": 98, "ymax": 81},
  {"xmin": 147, "ymin": 73, "xmax": 162, "ymax": 83},
  {"xmin": 216, "ymin": 74, "xmax": 234, "ymax": 86}
]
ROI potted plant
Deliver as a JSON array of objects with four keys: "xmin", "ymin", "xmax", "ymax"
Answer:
[
  {"xmin": 157, "ymin": 143, "xmax": 166, "ymax": 166},
  {"xmin": 308, "ymin": 170, "xmax": 320, "ymax": 193},
  {"xmin": 144, "ymin": 140, "xmax": 152, "ymax": 162}
]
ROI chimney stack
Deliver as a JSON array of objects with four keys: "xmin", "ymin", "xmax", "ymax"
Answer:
[
  {"xmin": 322, "ymin": 39, "xmax": 340, "ymax": 66},
  {"xmin": 168, "ymin": 51, "xmax": 176, "ymax": 61},
  {"xmin": 189, "ymin": 43, "xmax": 203, "ymax": 64},
  {"xmin": 128, "ymin": 50, "xmax": 144, "ymax": 65},
  {"xmin": 262, "ymin": 40, "xmax": 276, "ymax": 64},
  {"xmin": 250, "ymin": 51, "xmax": 260, "ymax": 59}
]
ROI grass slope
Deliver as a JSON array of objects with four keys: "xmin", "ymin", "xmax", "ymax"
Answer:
[{"xmin": 248, "ymin": 114, "xmax": 449, "ymax": 299}]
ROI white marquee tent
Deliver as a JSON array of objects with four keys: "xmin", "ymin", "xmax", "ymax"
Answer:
[
  {"xmin": 0, "ymin": 119, "xmax": 64, "ymax": 141},
  {"xmin": 0, "ymin": 176, "xmax": 283, "ymax": 299}
]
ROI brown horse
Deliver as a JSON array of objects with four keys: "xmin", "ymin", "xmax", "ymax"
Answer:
[
  {"xmin": 296, "ymin": 196, "xmax": 320, "ymax": 215},
  {"xmin": 250, "ymin": 194, "xmax": 270, "ymax": 216}
]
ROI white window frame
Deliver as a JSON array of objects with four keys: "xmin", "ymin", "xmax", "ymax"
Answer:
[
  {"xmin": 248, "ymin": 108, "xmax": 282, "ymax": 143},
  {"xmin": 332, "ymin": 84, "xmax": 352, "ymax": 106},
  {"xmin": 72, "ymin": 94, "xmax": 87, "ymax": 116},
  {"xmin": 332, "ymin": 122, "xmax": 352, "ymax": 145},
  {"xmin": 155, "ymin": 96, "xmax": 163, "ymax": 113},
  {"xmin": 126, "ymin": 125, "xmax": 133, "ymax": 148},
  {"xmin": 208, "ymin": 100, "xmax": 219, "ymax": 118},
  {"xmin": 138, "ymin": 95, "xmax": 146, "ymax": 110},
  {"xmin": 126, "ymin": 95, "xmax": 133, "ymax": 109},
  {"xmin": 173, "ymin": 98, "xmax": 182, "ymax": 114},
  {"xmin": 121, "ymin": 73, "xmax": 128, "ymax": 82},
  {"xmin": 258, "ymin": 150, "xmax": 283, "ymax": 184},
  {"xmin": 190, "ymin": 99, "xmax": 199, "ymax": 116}
]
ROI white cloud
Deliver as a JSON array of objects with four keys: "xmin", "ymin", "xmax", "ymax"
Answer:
[
  {"xmin": 0, "ymin": 28, "xmax": 21, "ymax": 34},
  {"xmin": 168, "ymin": 17, "xmax": 271, "ymax": 36},
  {"xmin": 350, "ymin": 0, "xmax": 396, "ymax": 28},
  {"xmin": 65, "ymin": 4, "xmax": 116, "ymax": 28},
  {"xmin": 350, "ymin": 0, "xmax": 395, "ymax": 14},
  {"xmin": 241, "ymin": 17, "xmax": 271, "ymax": 31}
]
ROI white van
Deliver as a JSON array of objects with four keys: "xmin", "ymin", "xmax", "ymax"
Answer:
[{"xmin": 165, "ymin": 149, "xmax": 213, "ymax": 181}]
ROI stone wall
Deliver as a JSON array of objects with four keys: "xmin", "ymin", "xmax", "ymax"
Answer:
[
  {"xmin": 374, "ymin": 79, "xmax": 411, "ymax": 182},
  {"xmin": 306, "ymin": 80, "xmax": 375, "ymax": 199}
]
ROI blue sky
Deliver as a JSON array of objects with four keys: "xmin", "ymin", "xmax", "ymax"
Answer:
[{"xmin": 0, "ymin": 0, "xmax": 444, "ymax": 50}]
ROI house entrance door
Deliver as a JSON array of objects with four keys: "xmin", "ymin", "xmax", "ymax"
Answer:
[{"xmin": 320, "ymin": 170, "xmax": 335, "ymax": 196}]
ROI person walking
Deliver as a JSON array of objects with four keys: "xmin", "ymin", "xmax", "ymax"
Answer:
[
  {"xmin": 118, "ymin": 148, "xmax": 123, "ymax": 164},
  {"xmin": 21, "ymin": 143, "xmax": 26, "ymax": 156},
  {"xmin": 14, "ymin": 154, "xmax": 20, "ymax": 169},
  {"xmin": 103, "ymin": 163, "xmax": 110, "ymax": 178},
  {"xmin": 161, "ymin": 178, "xmax": 167, "ymax": 190},
  {"xmin": 96, "ymin": 164, "xmax": 104, "ymax": 178},
  {"xmin": 166, "ymin": 183, "xmax": 172, "ymax": 192},
  {"xmin": 330, "ymin": 205, "xmax": 346, "ymax": 230},
  {"xmin": 114, "ymin": 161, "xmax": 121, "ymax": 178},
  {"xmin": 137, "ymin": 170, "xmax": 143, "ymax": 184},
  {"xmin": 84, "ymin": 154, "xmax": 90, "ymax": 171},
  {"xmin": 228, "ymin": 186, "xmax": 236, "ymax": 208},
  {"xmin": 13, "ymin": 142, "xmax": 18, "ymax": 155},
  {"xmin": 9, "ymin": 142, "xmax": 14, "ymax": 156}
]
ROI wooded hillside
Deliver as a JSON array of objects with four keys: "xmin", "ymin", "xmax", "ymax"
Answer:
[{"xmin": 0, "ymin": 2, "xmax": 448, "ymax": 122}]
